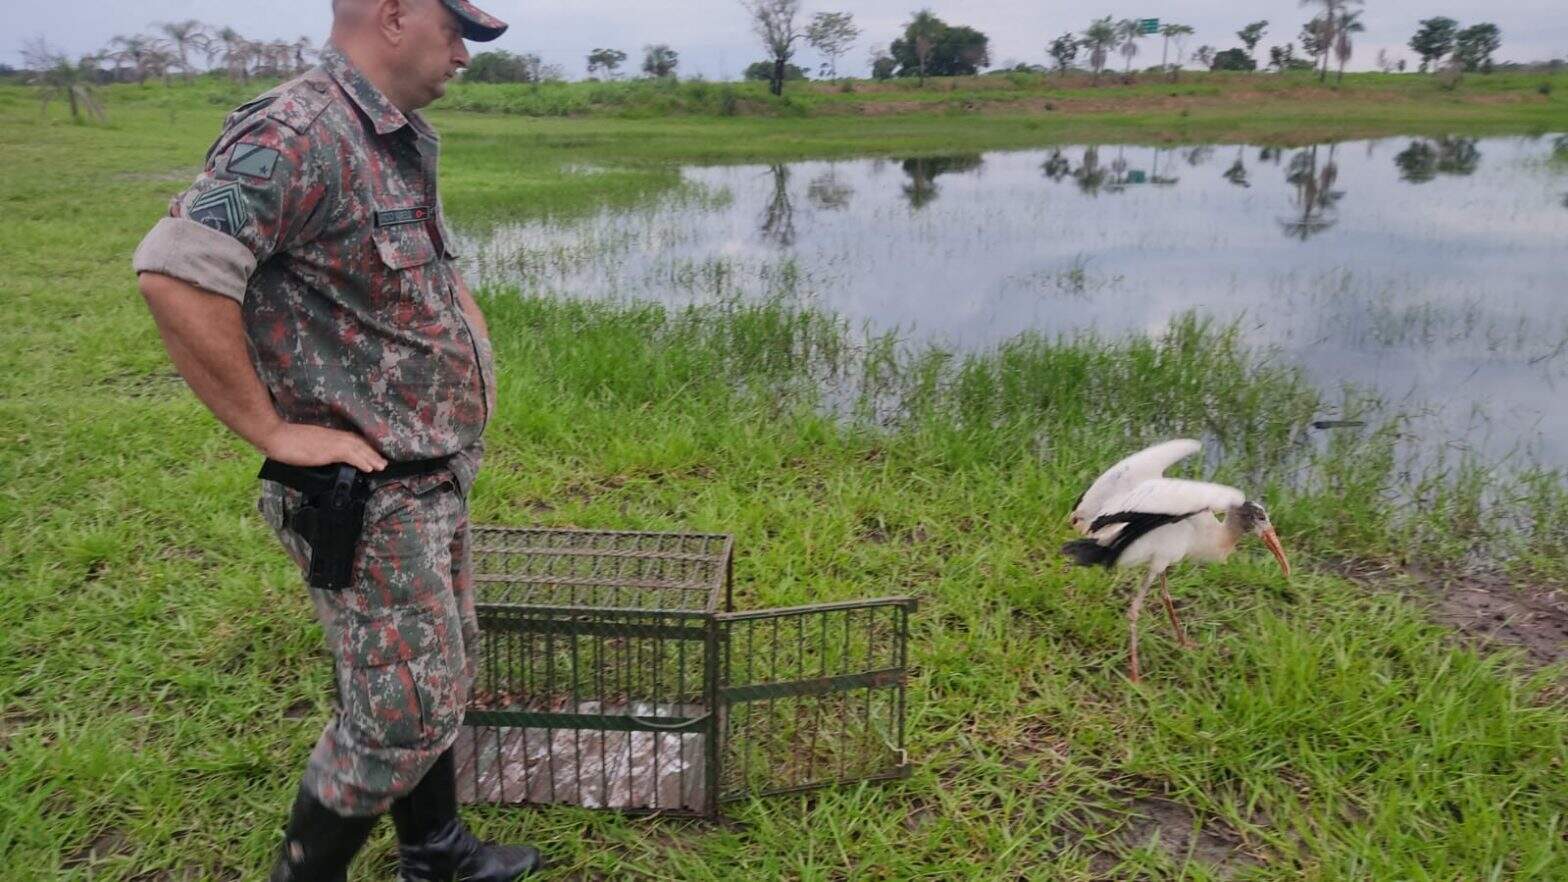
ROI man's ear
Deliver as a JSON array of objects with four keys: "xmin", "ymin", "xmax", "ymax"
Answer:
[{"xmin": 377, "ymin": 0, "xmax": 409, "ymax": 47}]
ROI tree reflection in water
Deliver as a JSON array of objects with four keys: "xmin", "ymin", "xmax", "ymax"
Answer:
[
  {"xmin": 806, "ymin": 166, "xmax": 854, "ymax": 211},
  {"xmin": 1041, "ymin": 149, "xmax": 1071, "ymax": 182},
  {"xmin": 898, "ymin": 154, "xmax": 984, "ymax": 209},
  {"xmin": 1393, "ymin": 137, "xmax": 1481, "ymax": 183},
  {"xmin": 1223, "ymin": 145, "xmax": 1250, "ymax": 188},
  {"xmin": 1280, "ymin": 143, "xmax": 1345, "ymax": 240},
  {"xmin": 1074, "ymin": 145, "xmax": 1108, "ymax": 195},
  {"xmin": 759, "ymin": 164, "xmax": 796, "ymax": 246}
]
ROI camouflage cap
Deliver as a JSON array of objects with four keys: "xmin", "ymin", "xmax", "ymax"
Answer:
[{"xmin": 440, "ymin": 0, "xmax": 508, "ymax": 42}]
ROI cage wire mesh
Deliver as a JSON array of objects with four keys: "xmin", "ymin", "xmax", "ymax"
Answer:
[{"xmin": 454, "ymin": 526, "xmax": 914, "ymax": 817}]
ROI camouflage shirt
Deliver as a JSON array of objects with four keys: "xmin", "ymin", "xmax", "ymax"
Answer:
[{"xmin": 134, "ymin": 44, "xmax": 493, "ymax": 491}]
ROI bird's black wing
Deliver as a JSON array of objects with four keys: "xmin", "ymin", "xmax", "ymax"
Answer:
[{"xmin": 1062, "ymin": 509, "xmax": 1200, "ymax": 569}]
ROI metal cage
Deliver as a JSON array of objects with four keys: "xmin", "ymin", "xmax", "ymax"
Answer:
[{"xmin": 453, "ymin": 526, "xmax": 915, "ymax": 818}]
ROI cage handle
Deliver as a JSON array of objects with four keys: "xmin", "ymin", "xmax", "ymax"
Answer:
[{"xmin": 629, "ymin": 712, "xmax": 713, "ymax": 731}]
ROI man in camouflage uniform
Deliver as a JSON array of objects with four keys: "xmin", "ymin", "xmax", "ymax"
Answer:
[{"xmin": 132, "ymin": 1, "xmax": 541, "ymax": 879}]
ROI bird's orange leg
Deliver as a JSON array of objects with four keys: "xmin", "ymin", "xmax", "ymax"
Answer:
[
  {"xmin": 1128, "ymin": 571, "xmax": 1156, "ymax": 683},
  {"xmin": 1160, "ymin": 572, "xmax": 1196, "ymax": 649}
]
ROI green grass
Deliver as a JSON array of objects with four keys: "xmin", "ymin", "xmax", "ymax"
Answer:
[
  {"xmin": 2, "ymin": 79, "xmax": 1567, "ymax": 880},
  {"xmin": 435, "ymin": 69, "xmax": 1568, "ymax": 135}
]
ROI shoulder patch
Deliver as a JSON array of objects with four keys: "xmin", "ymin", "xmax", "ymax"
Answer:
[
  {"xmin": 226, "ymin": 143, "xmax": 281, "ymax": 181},
  {"xmin": 187, "ymin": 183, "xmax": 251, "ymax": 237}
]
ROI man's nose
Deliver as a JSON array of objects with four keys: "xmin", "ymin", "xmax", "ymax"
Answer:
[{"xmin": 453, "ymin": 41, "xmax": 471, "ymax": 69}]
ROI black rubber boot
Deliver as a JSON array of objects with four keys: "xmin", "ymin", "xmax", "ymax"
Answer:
[
  {"xmin": 267, "ymin": 784, "xmax": 378, "ymax": 882},
  {"xmin": 390, "ymin": 750, "xmax": 543, "ymax": 881}
]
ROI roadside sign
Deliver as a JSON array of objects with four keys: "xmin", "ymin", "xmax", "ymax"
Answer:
[{"xmin": 1139, "ymin": 18, "xmax": 1159, "ymax": 35}]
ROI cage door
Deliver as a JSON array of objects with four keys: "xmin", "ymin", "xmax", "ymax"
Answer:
[{"xmin": 716, "ymin": 598, "xmax": 915, "ymax": 803}]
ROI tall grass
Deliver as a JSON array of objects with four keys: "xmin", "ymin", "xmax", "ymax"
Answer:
[{"xmin": 482, "ymin": 292, "xmax": 1568, "ymax": 571}]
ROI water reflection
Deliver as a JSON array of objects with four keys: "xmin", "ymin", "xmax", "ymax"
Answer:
[
  {"xmin": 1041, "ymin": 149, "xmax": 1071, "ymax": 181},
  {"xmin": 466, "ymin": 134, "xmax": 1568, "ymax": 468},
  {"xmin": 760, "ymin": 164, "xmax": 796, "ymax": 246},
  {"xmin": 1074, "ymin": 146, "xmax": 1109, "ymax": 195},
  {"xmin": 1280, "ymin": 144, "xmax": 1344, "ymax": 240},
  {"xmin": 806, "ymin": 168, "xmax": 854, "ymax": 211},
  {"xmin": 898, "ymin": 154, "xmax": 983, "ymax": 209},
  {"xmin": 1223, "ymin": 146, "xmax": 1250, "ymax": 188},
  {"xmin": 1393, "ymin": 137, "xmax": 1481, "ymax": 183}
]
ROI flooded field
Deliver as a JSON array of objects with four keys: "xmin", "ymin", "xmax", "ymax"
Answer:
[{"xmin": 464, "ymin": 134, "xmax": 1568, "ymax": 469}]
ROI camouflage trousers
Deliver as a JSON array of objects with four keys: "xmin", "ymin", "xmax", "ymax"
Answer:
[{"xmin": 260, "ymin": 465, "xmax": 479, "ymax": 817}]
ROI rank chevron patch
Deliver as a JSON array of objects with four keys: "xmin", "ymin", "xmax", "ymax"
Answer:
[{"xmin": 187, "ymin": 183, "xmax": 250, "ymax": 237}]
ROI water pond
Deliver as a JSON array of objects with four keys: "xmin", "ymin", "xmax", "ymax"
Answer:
[{"xmin": 463, "ymin": 134, "xmax": 1568, "ymax": 470}]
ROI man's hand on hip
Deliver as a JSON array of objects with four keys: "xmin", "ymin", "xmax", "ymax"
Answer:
[{"xmin": 261, "ymin": 423, "xmax": 388, "ymax": 473}]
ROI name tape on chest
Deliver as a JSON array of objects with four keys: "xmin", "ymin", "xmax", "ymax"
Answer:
[{"xmin": 375, "ymin": 206, "xmax": 433, "ymax": 228}]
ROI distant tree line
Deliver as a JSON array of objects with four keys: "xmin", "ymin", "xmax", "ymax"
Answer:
[
  {"xmin": 13, "ymin": 3, "xmax": 1533, "ymax": 118},
  {"xmin": 38, "ymin": 21, "xmax": 324, "ymax": 86},
  {"xmin": 464, "ymin": 50, "xmax": 564, "ymax": 84}
]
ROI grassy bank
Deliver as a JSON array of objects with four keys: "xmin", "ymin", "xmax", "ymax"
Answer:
[
  {"xmin": 2, "ymin": 78, "xmax": 1567, "ymax": 879},
  {"xmin": 437, "ymin": 69, "xmax": 1568, "ymax": 138}
]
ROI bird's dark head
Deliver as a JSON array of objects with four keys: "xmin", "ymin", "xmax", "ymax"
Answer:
[
  {"xmin": 1235, "ymin": 500, "xmax": 1272, "ymax": 534},
  {"xmin": 1235, "ymin": 500, "xmax": 1290, "ymax": 579}
]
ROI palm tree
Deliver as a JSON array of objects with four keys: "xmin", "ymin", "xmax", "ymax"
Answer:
[
  {"xmin": 1080, "ymin": 17, "xmax": 1117, "ymax": 82},
  {"xmin": 108, "ymin": 34, "xmax": 168, "ymax": 85},
  {"xmin": 1159, "ymin": 23, "xmax": 1195, "ymax": 78},
  {"xmin": 209, "ymin": 28, "xmax": 252, "ymax": 82},
  {"xmin": 258, "ymin": 40, "xmax": 294, "ymax": 78},
  {"xmin": 1115, "ymin": 19, "xmax": 1143, "ymax": 75},
  {"xmin": 158, "ymin": 20, "xmax": 210, "ymax": 80},
  {"xmin": 1333, "ymin": 11, "xmax": 1364, "ymax": 83},
  {"xmin": 21, "ymin": 38, "xmax": 107, "ymax": 122},
  {"xmin": 1299, "ymin": 0, "xmax": 1362, "ymax": 82},
  {"xmin": 146, "ymin": 45, "xmax": 178, "ymax": 87}
]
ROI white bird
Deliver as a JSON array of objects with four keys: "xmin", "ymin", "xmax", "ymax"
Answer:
[
  {"xmin": 1062, "ymin": 439, "xmax": 1291, "ymax": 683},
  {"xmin": 1069, "ymin": 438, "xmax": 1202, "ymax": 535}
]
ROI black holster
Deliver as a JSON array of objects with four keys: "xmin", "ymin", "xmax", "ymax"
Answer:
[
  {"xmin": 259, "ymin": 456, "xmax": 456, "ymax": 590},
  {"xmin": 261, "ymin": 461, "xmax": 372, "ymax": 590}
]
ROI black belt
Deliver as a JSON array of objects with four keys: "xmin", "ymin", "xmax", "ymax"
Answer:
[{"xmin": 258, "ymin": 455, "xmax": 453, "ymax": 496}]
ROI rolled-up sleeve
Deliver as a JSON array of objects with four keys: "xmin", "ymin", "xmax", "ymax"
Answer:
[
  {"xmin": 132, "ymin": 115, "xmax": 325, "ymax": 302},
  {"xmin": 132, "ymin": 217, "xmax": 258, "ymax": 302}
]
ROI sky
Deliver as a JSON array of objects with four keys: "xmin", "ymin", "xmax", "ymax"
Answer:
[{"xmin": 6, "ymin": 0, "xmax": 1566, "ymax": 77}]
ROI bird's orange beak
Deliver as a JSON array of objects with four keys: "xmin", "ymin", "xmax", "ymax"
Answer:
[{"xmin": 1260, "ymin": 527, "xmax": 1291, "ymax": 579}]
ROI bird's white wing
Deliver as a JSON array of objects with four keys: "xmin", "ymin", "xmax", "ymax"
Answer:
[
  {"xmin": 1090, "ymin": 478, "xmax": 1244, "ymax": 532},
  {"xmin": 1072, "ymin": 439, "xmax": 1202, "ymax": 530}
]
